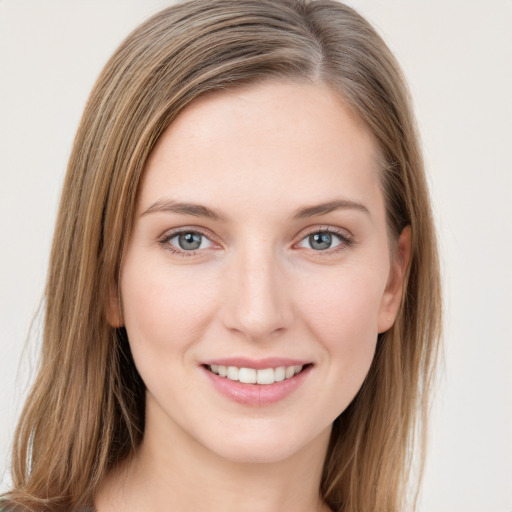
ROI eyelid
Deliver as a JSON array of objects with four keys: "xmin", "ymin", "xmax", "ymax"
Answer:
[
  {"xmin": 159, "ymin": 227, "xmax": 220, "ymax": 256},
  {"xmin": 293, "ymin": 225, "xmax": 354, "ymax": 253}
]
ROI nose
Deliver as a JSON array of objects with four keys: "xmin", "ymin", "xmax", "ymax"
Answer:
[{"xmin": 220, "ymin": 244, "xmax": 293, "ymax": 341}]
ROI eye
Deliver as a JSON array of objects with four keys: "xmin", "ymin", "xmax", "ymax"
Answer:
[
  {"xmin": 296, "ymin": 229, "xmax": 351, "ymax": 252},
  {"xmin": 163, "ymin": 230, "xmax": 214, "ymax": 254}
]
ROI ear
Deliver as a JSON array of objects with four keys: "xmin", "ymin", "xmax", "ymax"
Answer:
[
  {"xmin": 106, "ymin": 280, "xmax": 124, "ymax": 328},
  {"xmin": 377, "ymin": 225, "xmax": 411, "ymax": 333}
]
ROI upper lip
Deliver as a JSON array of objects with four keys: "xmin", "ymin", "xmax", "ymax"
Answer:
[{"xmin": 201, "ymin": 357, "xmax": 312, "ymax": 370}]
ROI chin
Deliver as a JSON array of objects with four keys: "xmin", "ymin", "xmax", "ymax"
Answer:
[
  {"xmin": 195, "ymin": 419, "xmax": 331, "ymax": 465},
  {"xmin": 214, "ymin": 443, "xmax": 296, "ymax": 464}
]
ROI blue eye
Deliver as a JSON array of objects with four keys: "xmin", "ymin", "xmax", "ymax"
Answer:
[
  {"xmin": 309, "ymin": 232, "xmax": 336, "ymax": 250},
  {"xmin": 161, "ymin": 228, "xmax": 350, "ymax": 256},
  {"xmin": 166, "ymin": 231, "xmax": 213, "ymax": 252},
  {"xmin": 297, "ymin": 229, "xmax": 349, "ymax": 251}
]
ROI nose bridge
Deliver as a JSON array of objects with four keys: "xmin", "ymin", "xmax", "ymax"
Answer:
[{"xmin": 222, "ymin": 239, "xmax": 292, "ymax": 340}]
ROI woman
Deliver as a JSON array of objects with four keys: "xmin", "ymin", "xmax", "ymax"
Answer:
[{"xmin": 2, "ymin": 0, "xmax": 441, "ymax": 511}]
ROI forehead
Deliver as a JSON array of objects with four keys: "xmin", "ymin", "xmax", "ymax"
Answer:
[{"xmin": 139, "ymin": 79, "xmax": 382, "ymax": 215}]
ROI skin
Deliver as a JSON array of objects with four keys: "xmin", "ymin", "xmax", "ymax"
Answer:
[{"xmin": 98, "ymin": 79, "xmax": 410, "ymax": 512}]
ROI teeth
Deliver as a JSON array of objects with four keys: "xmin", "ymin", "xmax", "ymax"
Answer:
[
  {"xmin": 226, "ymin": 366, "xmax": 239, "ymax": 380},
  {"xmin": 209, "ymin": 364, "xmax": 305, "ymax": 384},
  {"xmin": 274, "ymin": 366, "xmax": 286, "ymax": 382},
  {"xmin": 239, "ymin": 367, "xmax": 257, "ymax": 384},
  {"xmin": 285, "ymin": 366, "xmax": 295, "ymax": 378},
  {"xmin": 257, "ymin": 368, "xmax": 274, "ymax": 385}
]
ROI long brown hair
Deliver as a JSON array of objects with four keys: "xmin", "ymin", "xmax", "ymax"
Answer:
[{"xmin": 3, "ymin": 1, "xmax": 441, "ymax": 511}]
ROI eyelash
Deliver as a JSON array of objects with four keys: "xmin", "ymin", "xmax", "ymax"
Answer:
[
  {"xmin": 159, "ymin": 226, "xmax": 353, "ymax": 258},
  {"xmin": 296, "ymin": 227, "xmax": 353, "ymax": 254}
]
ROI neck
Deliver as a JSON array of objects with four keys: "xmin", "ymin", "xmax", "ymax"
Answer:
[{"xmin": 95, "ymin": 397, "xmax": 332, "ymax": 512}]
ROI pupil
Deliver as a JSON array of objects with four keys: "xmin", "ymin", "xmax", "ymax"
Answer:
[
  {"xmin": 179, "ymin": 232, "xmax": 201, "ymax": 250},
  {"xmin": 310, "ymin": 232, "xmax": 332, "ymax": 250}
]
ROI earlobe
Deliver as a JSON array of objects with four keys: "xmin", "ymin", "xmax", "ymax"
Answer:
[
  {"xmin": 106, "ymin": 282, "xmax": 124, "ymax": 328},
  {"xmin": 377, "ymin": 225, "xmax": 412, "ymax": 333}
]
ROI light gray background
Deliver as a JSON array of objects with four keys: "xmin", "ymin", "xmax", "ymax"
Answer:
[{"xmin": 1, "ymin": 1, "xmax": 511, "ymax": 511}]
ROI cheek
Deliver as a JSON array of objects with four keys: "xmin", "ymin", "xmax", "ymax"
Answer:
[
  {"xmin": 296, "ymin": 268, "xmax": 385, "ymax": 373},
  {"xmin": 295, "ymin": 271, "xmax": 384, "ymax": 419},
  {"xmin": 120, "ymin": 258, "xmax": 219, "ymax": 363}
]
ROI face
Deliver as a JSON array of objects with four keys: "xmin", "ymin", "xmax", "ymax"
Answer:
[{"xmin": 109, "ymin": 80, "xmax": 409, "ymax": 464}]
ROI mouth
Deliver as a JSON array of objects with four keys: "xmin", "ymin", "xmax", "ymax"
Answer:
[
  {"xmin": 201, "ymin": 358, "xmax": 313, "ymax": 405},
  {"xmin": 204, "ymin": 363, "xmax": 312, "ymax": 385}
]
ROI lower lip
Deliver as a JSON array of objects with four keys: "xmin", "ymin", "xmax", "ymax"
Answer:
[{"xmin": 201, "ymin": 365, "xmax": 312, "ymax": 406}]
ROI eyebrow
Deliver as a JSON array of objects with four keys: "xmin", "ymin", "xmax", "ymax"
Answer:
[
  {"xmin": 141, "ymin": 199, "xmax": 228, "ymax": 221},
  {"xmin": 141, "ymin": 197, "xmax": 369, "ymax": 221},
  {"xmin": 291, "ymin": 198, "xmax": 370, "ymax": 220}
]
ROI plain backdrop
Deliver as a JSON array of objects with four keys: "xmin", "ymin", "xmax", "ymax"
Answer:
[{"xmin": 1, "ymin": 1, "xmax": 511, "ymax": 511}]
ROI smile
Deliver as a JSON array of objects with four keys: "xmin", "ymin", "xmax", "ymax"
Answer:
[
  {"xmin": 202, "ymin": 360, "xmax": 313, "ymax": 406},
  {"xmin": 208, "ymin": 364, "xmax": 304, "ymax": 385}
]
